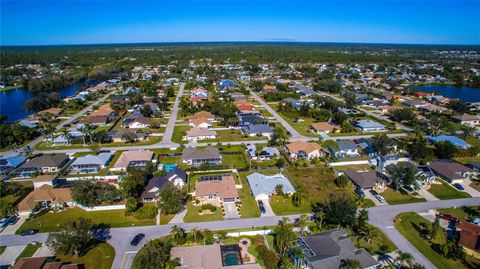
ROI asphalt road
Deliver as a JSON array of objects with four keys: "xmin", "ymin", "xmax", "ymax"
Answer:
[
  {"xmin": 2, "ymin": 198, "xmax": 479, "ymax": 269},
  {"xmin": 160, "ymin": 82, "xmax": 184, "ymax": 148}
]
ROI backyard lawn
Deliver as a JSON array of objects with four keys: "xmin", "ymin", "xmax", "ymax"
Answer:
[
  {"xmin": 183, "ymin": 202, "xmax": 224, "ymax": 223},
  {"xmin": 221, "ymin": 153, "xmax": 249, "ymax": 170},
  {"xmin": 269, "ymin": 195, "xmax": 311, "ymax": 215},
  {"xmin": 427, "ymin": 180, "xmax": 471, "ymax": 200},
  {"xmin": 395, "ymin": 212, "xmax": 467, "ymax": 269},
  {"xmin": 381, "ymin": 189, "xmax": 426, "ymax": 205},
  {"xmin": 198, "ymin": 129, "xmax": 268, "ymax": 143},
  {"xmin": 18, "ymin": 207, "xmax": 155, "ymax": 233},
  {"xmin": 56, "ymin": 242, "xmax": 115, "ymax": 269},
  {"xmin": 238, "ymin": 175, "xmax": 260, "ymax": 218}
]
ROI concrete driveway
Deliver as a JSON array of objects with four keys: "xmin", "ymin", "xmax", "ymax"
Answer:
[
  {"xmin": 460, "ymin": 179, "xmax": 480, "ymax": 197},
  {"xmin": 258, "ymin": 199, "xmax": 275, "ymax": 217},
  {"xmin": 0, "ymin": 216, "xmax": 26, "ymax": 235},
  {"xmin": 417, "ymin": 188, "xmax": 439, "ymax": 201},
  {"xmin": 0, "ymin": 245, "xmax": 26, "ymax": 267},
  {"xmin": 365, "ymin": 191, "xmax": 387, "ymax": 206},
  {"xmin": 223, "ymin": 202, "xmax": 240, "ymax": 219}
]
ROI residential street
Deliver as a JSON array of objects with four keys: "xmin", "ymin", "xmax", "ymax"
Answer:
[
  {"xmin": 159, "ymin": 82, "xmax": 184, "ymax": 148},
  {"xmin": 1, "ymin": 198, "xmax": 478, "ymax": 269}
]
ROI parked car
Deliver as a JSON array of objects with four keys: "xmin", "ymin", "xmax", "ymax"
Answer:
[
  {"xmin": 258, "ymin": 200, "xmax": 264, "ymax": 207},
  {"xmin": 453, "ymin": 183, "xmax": 464, "ymax": 190},
  {"xmin": 130, "ymin": 233, "xmax": 145, "ymax": 246},
  {"xmin": 20, "ymin": 229, "xmax": 38, "ymax": 236},
  {"xmin": 369, "ymin": 190, "xmax": 379, "ymax": 196},
  {"xmin": 8, "ymin": 216, "xmax": 18, "ymax": 225},
  {"xmin": 355, "ymin": 188, "xmax": 365, "ymax": 199},
  {"xmin": 437, "ymin": 214, "xmax": 457, "ymax": 222},
  {"xmin": 0, "ymin": 218, "xmax": 9, "ymax": 228},
  {"xmin": 259, "ymin": 206, "xmax": 266, "ymax": 214},
  {"xmin": 375, "ymin": 194, "xmax": 386, "ymax": 203}
]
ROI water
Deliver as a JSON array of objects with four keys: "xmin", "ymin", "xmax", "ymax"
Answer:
[
  {"xmin": 0, "ymin": 82, "xmax": 94, "ymax": 123},
  {"xmin": 416, "ymin": 85, "xmax": 480, "ymax": 103}
]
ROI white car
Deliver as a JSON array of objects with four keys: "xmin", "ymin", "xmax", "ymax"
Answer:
[{"xmin": 375, "ymin": 194, "xmax": 386, "ymax": 203}]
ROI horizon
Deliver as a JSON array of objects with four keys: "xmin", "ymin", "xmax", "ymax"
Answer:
[{"xmin": 1, "ymin": 0, "xmax": 480, "ymax": 46}]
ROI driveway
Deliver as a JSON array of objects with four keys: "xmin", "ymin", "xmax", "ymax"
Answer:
[
  {"xmin": 459, "ymin": 179, "xmax": 480, "ymax": 197},
  {"xmin": 0, "ymin": 245, "xmax": 26, "ymax": 267},
  {"xmin": 364, "ymin": 191, "xmax": 387, "ymax": 206},
  {"xmin": 258, "ymin": 199, "xmax": 275, "ymax": 217},
  {"xmin": 223, "ymin": 202, "xmax": 240, "ymax": 219},
  {"xmin": 0, "ymin": 216, "xmax": 26, "ymax": 235},
  {"xmin": 169, "ymin": 207, "xmax": 187, "ymax": 224},
  {"xmin": 417, "ymin": 188, "xmax": 439, "ymax": 201}
]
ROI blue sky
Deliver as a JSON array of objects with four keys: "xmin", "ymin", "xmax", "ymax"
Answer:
[{"xmin": 1, "ymin": 0, "xmax": 479, "ymax": 45}]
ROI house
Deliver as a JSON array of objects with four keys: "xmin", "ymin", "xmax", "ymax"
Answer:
[
  {"xmin": 429, "ymin": 161, "xmax": 476, "ymax": 183},
  {"xmin": 0, "ymin": 155, "xmax": 26, "ymax": 177},
  {"xmin": 456, "ymin": 221, "xmax": 480, "ymax": 253},
  {"xmin": 376, "ymin": 155, "xmax": 410, "ymax": 173},
  {"xmin": 36, "ymin": 107, "xmax": 62, "ymax": 119},
  {"xmin": 108, "ymin": 130, "xmax": 147, "ymax": 143},
  {"xmin": 296, "ymin": 86, "xmax": 317, "ymax": 97},
  {"xmin": 13, "ymin": 256, "xmax": 79, "ymax": 269},
  {"xmin": 163, "ymin": 168, "xmax": 187, "ymax": 188},
  {"xmin": 229, "ymin": 92, "xmax": 246, "ymax": 101},
  {"xmin": 194, "ymin": 175, "xmax": 239, "ymax": 206},
  {"xmin": 111, "ymin": 150, "xmax": 154, "ymax": 172},
  {"xmin": 90, "ymin": 104, "xmax": 116, "ymax": 119},
  {"xmin": 182, "ymin": 147, "xmax": 222, "ymax": 167},
  {"xmin": 283, "ymin": 97, "xmax": 303, "ymax": 110},
  {"xmin": 241, "ymin": 124, "xmax": 274, "ymax": 138},
  {"xmin": 285, "ymin": 141, "xmax": 322, "ymax": 160},
  {"xmin": 122, "ymin": 116, "xmax": 151, "ymax": 128},
  {"xmin": 235, "ymin": 101, "xmax": 255, "ymax": 112},
  {"xmin": 239, "ymin": 113, "xmax": 266, "ymax": 126},
  {"xmin": 416, "ymin": 165, "xmax": 437, "ymax": 184},
  {"xmin": 191, "ymin": 86, "xmax": 209, "ymax": 100},
  {"xmin": 402, "ymin": 100, "xmax": 427, "ymax": 108},
  {"xmin": 140, "ymin": 176, "xmax": 170, "ymax": 202},
  {"xmin": 427, "ymin": 135, "xmax": 471, "ymax": 149},
  {"xmin": 247, "ymin": 172, "xmax": 296, "ymax": 201},
  {"xmin": 329, "ymin": 140, "xmax": 360, "ymax": 158},
  {"xmin": 124, "ymin": 87, "xmax": 140, "ymax": 95},
  {"xmin": 185, "ymin": 128, "xmax": 217, "ymax": 142},
  {"xmin": 246, "ymin": 144, "xmax": 280, "ymax": 161},
  {"xmin": 354, "ymin": 119, "xmax": 386, "ymax": 132},
  {"xmin": 219, "ymin": 79, "xmax": 240, "ymax": 92},
  {"xmin": 311, "ymin": 122, "xmax": 340, "ymax": 134},
  {"xmin": 18, "ymin": 119, "xmax": 39, "ymax": 128},
  {"xmin": 467, "ymin": 162, "xmax": 480, "ymax": 172},
  {"xmin": 17, "ymin": 185, "xmax": 73, "ymax": 215},
  {"xmin": 13, "ymin": 154, "xmax": 70, "ymax": 178},
  {"xmin": 84, "ymin": 115, "xmax": 110, "ymax": 126},
  {"xmin": 344, "ymin": 170, "xmax": 386, "ymax": 190},
  {"xmin": 68, "ymin": 151, "xmax": 112, "ymax": 174},
  {"xmin": 451, "ymin": 114, "xmax": 480, "ymax": 126},
  {"xmin": 170, "ymin": 245, "xmax": 261, "ymax": 269},
  {"xmin": 188, "ymin": 111, "xmax": 215, "ymax": 128},
  {"xmin": 294, "ymin": 229, "xmax": 380, "ymax": 269}
]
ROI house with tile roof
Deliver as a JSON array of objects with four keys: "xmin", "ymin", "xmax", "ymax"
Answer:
[
  {"xmin": 17, "ymin": 185, "xmax": 73, "ymax": 215},
  {"xmin": 429, "ymin": 161, "xmax": 476, "ymax": 183},
  {"xmin": 184, "ymin": 127, "xmax": 217, "ymax": 142},
  {"xmin": 194, "ymin": 175, "xmax": 239, "ymax": 206},
  {"xmin": 457, "ymin": 221, "xmax": 480, "ymax": 253},
  {"xmin": 451, "ymin": 114, "xmax": 480, "ymax": 126},
  {"xmin": 285, "ymin": 141, "xmax": 322, "ymax": 160},
  {"xmin": 13, "ymin": 154, "xmax": 70, "ymax": 178},
  {"xmin": 111, "ymin": 150, "xmax": 154, "ymax": 172},
  {"xmin": 68, "ymin": 151, "xmax": 112, "ymax": 174},
  {"xmin": 311, "ymin": 122, "xmax": 340, "ymax": 134},
  {"xmin": 344, "ymin": 170, "xmax": 386, "ymax": 190}
]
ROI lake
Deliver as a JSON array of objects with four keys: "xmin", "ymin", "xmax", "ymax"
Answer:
[
  {"xmin": 0, "ymin": 83, "xmax": 87, "ymax": 123},
  {"xmin": 416, "ymin": 85, "xmax": 480, "ymax": 103}
]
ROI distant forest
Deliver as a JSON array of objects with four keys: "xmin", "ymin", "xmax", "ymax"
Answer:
[{"xmin": 2, "ymin": 42, "xmax": 479, "ymax": 66}]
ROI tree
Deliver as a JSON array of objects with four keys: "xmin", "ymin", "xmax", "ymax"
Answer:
[
  {"xmin": 407, "ymin": 138, "xmax": 434, "ymax": 164},
  {"xmin": 360, "ymin": 225, "xmax": 378, "ymax": 244},
  {"xmin": 460, "ymin": 124, "xmax": 476, "ymax": 138},
  {"xmin": 158, "ymin": 183, "xmax": 185, "ymax": 214},
  {"xmin": 125, "ymin": 197, "xmax": 140, "ymax": 215},
  {"xmin": 341, "ymin": 259, "xmax": 362, "ymax": 269},
  {"xmin": 314, "ymin": 210, "xmax": 325, "ymax": 229},
  {"xmin": 430, "ymin": 217, "xmax": 440, "ymax": 241},
  {"xmin": 133, "ymin": 239, "xmax": 177, "ymax": 269},
  {"xmin": 190, "ymin": 227, "xmax": 201, "ymax": 244},
  {"xmin": 355, "ymin": 209, "xmax": 369, "ymax": 233},
  {"xmin": 387, "ymin": 162, "xmax": 420, "ymax": 191},
  {"xmin": 343, "ymin": 93, "xmax": 358, "ymax": 109},
  {"xmin": 119, "ymin": 167, "xmax": 148, "ymax": 198},
  {"xmin": 71, "ymin": 180, "xmax": 120, "ymax": 207},
  {"xmin": 316, "ymin": 193, "xmax": 357, "ymax": 227},
  {"xmin": 372, "ymin": 134, "xmax": 396, "ymax": 156},
  {"xmin": 170, "ymin": 225, "xmax": 186, "ymax": 245},
  {"xmin": 332, "ymin": 111, "xmax": 348, "ymax": 125},
  {"xmin": 270, "ymin": 126, "xmax": 288, "ymax": 146},
  {"xmin": 341, "ymin": 121, "xmax": 355, "ymax": 133},
  {"xmin": 141, "ymin": 105, "xmax": 153, "ymax": 117},
  {"xmin": 274, "ymin": 184, "xmax": 284, "ymax": 196},
  {"xmin": 395, "ymin": 250, "xmax": 414, "ymax": 267},
  {"xmin": 434, "ymin": 141, "xmax": 457, "ymax": 159},
  {"xmin": 292, "ymin": 188, "xmax": 306, "ymax": 207},
  {"xmin": 273, "ymin": 221, "xmax": 297, "ymax": 258},
  {"xmin": 391, "ymin": 108, "xmax": 415, "ymax": 123},
  {"xmin": 335, "ymin": 175, "xmax": 350, "ymax": 188},
  {"xmin": 46, "ymin": 217, "xmax": 94, "ymax": 256},
  {"xmin": 296, "ymin": 214, "xmax": 309, "ymax": 236}
]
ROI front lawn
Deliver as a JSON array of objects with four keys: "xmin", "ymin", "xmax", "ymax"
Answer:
[
  {"xmin": 278, "ymin": 112, "xmax": 317, "ymax": 137},
  {"xmin": 427, "ymin": 180, "xmax": 471, "ymax": 200},
  {"xmin": 381, "ymin": 189, "xmax": 426, "ymax": 205},
  {"xmin": 269, "ymin": 195, "xmax": 311, "ymax": 215},
  {"xmin": 198, "ymin": 129, "xmax": 268, "ymax": 143},
  {"xmin": 56, "ymin": 242, "xmax": 115, "ymax": 269},
  {"xmin": 437, "ymin": 206, "xmax": 480, "ymax": 220},
  {"xmin": 16, "ymin": 243, "xmax": 41, "ymax": 261},
  {"xmin": 395, "ymin": 212, "xmax": 467, "ymax": 269},
  {"xmin": 351, "ymin": 224, "xmax": 397, "ymax": 254},
  {"xmin": 183, "ymin": 202, "xmax": 224, "ymax": 223},
  {"xmin": 172, "ymin": 126, "xmax": 189, "ymax": 143},
  {"xmin": 160, "ymin": 213, "xmax": 175, "ymax": 225},
  {"xmin": 18, "ymin": 207, "xmax": 155, "ymax": 233}
]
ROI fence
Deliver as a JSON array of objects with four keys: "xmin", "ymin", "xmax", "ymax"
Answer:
[
  {"xmin": 327, "ymin": 160, "xmax": 370, "ymax": 167},
  {"xmin": 77, "ymin": 204, "xmax": 126, "ymax": 211}
]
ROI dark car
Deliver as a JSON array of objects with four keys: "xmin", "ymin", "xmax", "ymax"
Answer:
[
  {"xmin": 130, "ymin": 233, "xmax": 145, "ymax": 246},
  {"xmin": 20, "ymin": 229, "xmax": 38, "ymax": 236},
  {"xmin": 258, "ymin": 200, "xmax": 264, "ymax": 207},
  {"xmin": 259, "ymin": 206, "xmax": 266, "ymax": 214},
  {"xmin": 453, "ymin": 183, "xmax": 464, "ymax": 190},
  {"xmin": 355, "ymin": 188, "xmax": 365, "ymax": 199},
  {"xmin": 438, "ymin": 214, "xmax": 457, "ymax": 222},
  {"xmin": 8, "ymin": 216, "xmax": 18, "ymax": 225}
]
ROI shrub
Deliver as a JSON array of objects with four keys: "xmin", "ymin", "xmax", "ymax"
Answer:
[
  {"xmin": 255, "ymin": 244, "xmax": 278, "ymax": 269},
  {"xmin": 200, "ymin": 204, "xmax": 217, "ymax": 212},
  {"xmin": 133, "ymin": 205, "xmax": 158, "ymax": 219}
]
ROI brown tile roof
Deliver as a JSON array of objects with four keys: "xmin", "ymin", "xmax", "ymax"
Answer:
[
  {"xmin": 429, "ymin": 162, "xmax": 473, "ymax": 181},
  {"xmin": 113, "ymin": 150, "xmax": 154, "ymax": 168},
  {"xmin": 13, "ymin": 257, "xmax": 48, "ymax": 269},
  {"xmin": 90, "ymin": 104, "xmax": 113, "ymax": 117},
  {"xmin": 84, "ymin": 115, "xmax": 109, "ymax": 124},
  {"xmin": 457, "ymin": 221, "xmax": 480, "ymax": 252},
  {"xmin": 17, "ymin": 185, "xmax": 72, "ymax": 212},
  {"xmin": 195, "ymin": 176, "xmax": 238, "ymax": 199},
  {"xmin": 189, "ymin": 117, "xmax": 212, "ymax": 127},
  {"xmin": 132, "ymin": 116, "xmax": 151, "ymax": 125},
  {"xmin": 191, "ymin": 111, "xmax": 214, "ymax": 120},
  {"xmin": 311, "ymin": 122, "xmax": 339, "ymax": 132},
  {"xmin": 286, "ymin": 141, "xmax": 321, "ymax": 154},
  {"xmin": 187, "ymin": 128, "xmax": 217, "ymax": 137}
]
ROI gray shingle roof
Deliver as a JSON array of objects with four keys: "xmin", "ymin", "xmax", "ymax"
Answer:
[
  {"xmin": 182, "ymin": 147, "xmax": 221, "ymax": 160},
  {"xmin": 19, "ymin": 154, "xmax": 69, "ymax": 169}
]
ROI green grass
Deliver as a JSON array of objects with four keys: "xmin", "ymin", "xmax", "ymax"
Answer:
[
  {"xmin": 0, "ymin": 246, "xmax": 6, "ymax": 255},
  {"xmin": 381, "ymin": 189, "xmax": 426, "ymax": 205},
  {"xmin": 183, "ymin": 202, "xmax": 224, "ymax": 223},
  {"xmin": 34, "ymin": 136, "xmax": 163, "ymax": 150},
  {"xmin": 278, "ymin": 112, "xmax": 317, "ymax": 137},
  {"xmin": 160, "ymin": 213, "xmax": 175, "ymax": 225},
  {"xmin": 172, "ymin": 126, "xmax": 190, "ymax": 143},
  {"xmin": 428, "ymin": 180, "xmax": 471, "ymax": 200},
  {"xmin": 453, "ymin": 156, "xmax": 480, "ymax": 164},
  {"xmin": 269, "ymin": 195, "xmax": 311, "ymax": 215},
  {"xmin": 0, "ymin": 85, "xmax": 22, "ymax": 92},
  {"xmin": 437, "ymin": 206, "xmax": 480, "ymax": 220},
  {"xmin": 238, "ymin": 174, "xmax": 261, "ymax": 218},
  {"xmin": 56, "ymin": 242, "xmax": 115, "ymax": 269},
  {"xmin": 16, "ymin": 243, "xmax": 41, "ymax": 261},
  {"xmin": 221, "ymin": 153, "xmax": 249, "ymax": 170},
  {"xmin": 395, "ymin": 212, "xmax": 467, "ymax": 269},
  {"xmin": 18, "ymin": 207, "xmax": 155, "ymax": 233},
  {"xmin": 351, "ymin": 224, "xmax": 397, "ymax": 254},
  {"xmin": 334, "ymin": 164, "xmax": 374, "ymax": 172}
]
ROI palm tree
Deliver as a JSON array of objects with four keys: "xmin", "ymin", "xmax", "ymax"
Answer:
[
  {"xmin": 360, "ymin": 225, "xmax": 378, "ymax": 244},
  {"xmin": 289, "ymin": 245, "xmax": 305, "ymax": 269},
  {"xmin": 170, "ymin": 225, "xmax": 185, "ymax": 245},
  {"xmin": 297, "ymin": 214, "xmax": 309, "ymax": 236},
  {"xmin": 341, "ymin": 259, "xmax": 362, "ymax": 269},
  {"xmin": 79, "ymin": 125, "xmax": 88, "ymax": 145},
  {"xmin": 60, "ymin": 128, "xmax": 72, "ymax": 145},
  {"xmin": 190, "ymin": 227, "xmax": 201, "ymax": 244},
  {"xmin": 395, "ymin": 250, "xmax": 414, "ymax": 267},
  {"xmin": 314, "ymin": 210, "xmax": 325, "ymax": 229}
]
